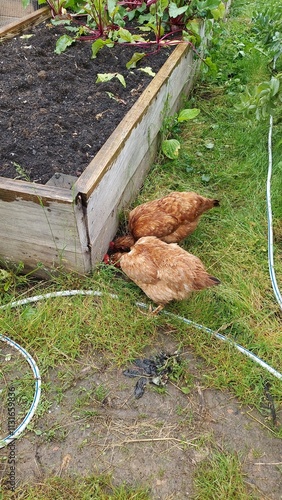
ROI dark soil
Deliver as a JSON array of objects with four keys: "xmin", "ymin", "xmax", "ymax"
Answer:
[{"xmin": 0, "ymin": 21, "xmax": 173, "ymax": 184}]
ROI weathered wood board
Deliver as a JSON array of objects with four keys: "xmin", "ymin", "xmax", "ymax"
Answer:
[
  {"xmin": 0, "ymin": 7, "xmax": 49, "ymax": 40},
  {"xmin": 0, "ymin": 179, "xmax": 90, "ymax": 274},
  {"xmin": 0, "ymin": 9, "xmax": 211, "ymax": 274}
]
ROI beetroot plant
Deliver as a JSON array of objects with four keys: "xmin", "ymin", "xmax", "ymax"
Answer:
[{"xmin": 23, "ymin": 0, "xmax": 225, "ymax": 66}]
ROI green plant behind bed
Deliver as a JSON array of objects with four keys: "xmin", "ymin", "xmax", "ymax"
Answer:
[
  {"xmin": 161, "ymin": 107, "xmax": 201, "ymax": 159},
  {"xmin": 235, "ymin": 0, "xmax": 282, "ymax": 121}
]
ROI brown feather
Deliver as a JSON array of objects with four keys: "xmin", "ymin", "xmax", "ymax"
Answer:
[
  {"xmin": 126, "ymin": 191, "xmax": 219, "ymax": 244},
  {"xmin": 110, "ymin": 235, "xmax": 135, "ymax": 252},
  {"xmin": 119, "ymin": 236, "xmax": 220, "ymax": 306}
]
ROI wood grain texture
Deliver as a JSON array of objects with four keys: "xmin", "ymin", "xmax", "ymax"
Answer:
[
  {"xmin": 0, "ymin": 187, "xmax": 90, "ymax": 273},
  {"xmin": 0, "ymin": 7, "xmax": 50, "ymax": 40}
]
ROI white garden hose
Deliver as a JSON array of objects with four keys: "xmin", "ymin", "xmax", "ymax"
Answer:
[
  {"xmin": 0, "ymin": 335, "xmax": 41, "ymax": 449},
  {"xmin": 1, "ymin": 289, "xmax": 281, "ymax": 385},
  {"xmin": 267, "ymin": 112, "xmax": 282, "ymax": 310}
]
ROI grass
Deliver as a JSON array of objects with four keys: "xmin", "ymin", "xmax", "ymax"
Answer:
[
  {"xmin": 0, "ymin": 474, "xmax": 150, "ymax": 499},
  {"xmin": 0, "ymin": 0, "xmax": 282, "ymax": 496},
  {"xmin": 193, "ymin": 449, "xmax": 256, "ymax": 500}
]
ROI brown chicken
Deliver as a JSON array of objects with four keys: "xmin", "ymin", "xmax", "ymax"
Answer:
[
  {"xmin": 119, "ymin": 236, "xmax": 220, "ymax": 311},
  {"xmin": 111, "ymin": 191, "xmax": 219, "ymax": 251}
]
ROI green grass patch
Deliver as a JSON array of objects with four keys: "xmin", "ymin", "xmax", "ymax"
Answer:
[
  {"xmin": 0, "ymin": 474, "xmax": 150, "ymax": 499},
  {"xmin": 193, "ymin": 449, "xmax": 256, "ymax": 499}
]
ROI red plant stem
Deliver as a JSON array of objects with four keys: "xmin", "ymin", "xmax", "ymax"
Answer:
[{"xmin": 118, "ymin": 0, "xmax": 143, "ymax": 6}]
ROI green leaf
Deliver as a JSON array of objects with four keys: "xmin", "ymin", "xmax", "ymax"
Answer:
[
  {"xmin": 201, "ymin": 174, "xmax": 211, "ymax": 182},
  {"xmin": 55, "ymin": 35, "xmax": 76, "ymax": 55},
  {"xmin": 106, "ymin": 92, "xmax": 123, "ymax": 103},
  {"xmin": 178, "ymin": 108, "xmax": 200, "ymax": 122},
  {"xmin": 169, "ymin": 2, "xmax": 188, "ymax": 19},
  {"xmin": 0, "ymin": 269, "xmax": 10, "ymax": 281},
  {"xmin": 162, "ymin": 139, "xmax": 181, "ymax": 159},
  {"xmin": 202, "ymin": 0, "xmax": 222, "ymax": 10},
  {"xmin": 186, "ymin": 166, "xmax": 194, "ymax": 173},
  {"xmin": 153, "ymin": 0, "xmax": 168, "ymax": 16},
  {"xmin": 96, "ymin": 73, "xmax": 126, "ymax": 87},
  {"xmin": 204, "ymin": 57, "xmax": 217, "ymax": 72},
  {"xmin": 186, "ymin": 19, "xmax": 200, "ymax": 34},
  {"xmin": 108, "ymin": 0, "xmax": 119, "ymax": 17},
  {"xmin": 116, "ymin": 73, "xmax": 126, "ymax": 88},
  {"xmin": 205, "ymin": 142, "xmax": 214, "ymax": 149},
  {"xmin": 270, "ymin": 77, "xmax": 280, "ymax": 96},
  {"xmin": 211, "ymin": 2, "xmax": 225, "ymax": 20},
  {"xmin": 117, "ymin": 27, "xmax": 135, "ymax": 42},
  {"xmin": 51, "ymin": 19, "xmax": 71, "ymax": 26},
  {"xmin": 96, "ymin": 73, "xmax": 116, "ymax": 83},
  {"xmin": 138, "ymin": 67, "xmax": 156, "ymax": 77},
  {"xmin": 181, "ymin": 387, "xmax": 191, "ymax": 394},
  {"xmin": 91, "ymin": 39, "xmax": 113, "ymax": 59},
  {"xmin": 126, "ymin": 52, "xmax": 145, "ymax": 69}
]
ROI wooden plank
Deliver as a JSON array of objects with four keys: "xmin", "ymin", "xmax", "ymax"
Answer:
[
  {"xmin": 88, "ymin": 135, "xmax": 159, "ymax": 263},
  {"xmin": 0, "ymin": 7, "xmax": 49, "ymax": 40},
  {"xmin": 0, "ymin": 190, "xmax": 90, "ymax": 273},
  {"xmin": 0, "ymin": 176, "xmax": 74, "ymax": 205},
  {"xmin": 73, "ymin": 194, "xmax": 92, "ymax": 273},
  {"xmin": 46, "ymin": 173, "xmax": 77, "ymax": 190}
]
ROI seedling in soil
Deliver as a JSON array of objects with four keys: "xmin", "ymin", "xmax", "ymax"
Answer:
[{"xmin": 96, "ymin": 72, "xmax": 126, "ymax": 87}]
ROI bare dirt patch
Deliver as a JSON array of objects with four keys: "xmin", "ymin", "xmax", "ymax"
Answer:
[{"xmin": 1, "ymin": 334, "xmax": 281, "ymax": 499}]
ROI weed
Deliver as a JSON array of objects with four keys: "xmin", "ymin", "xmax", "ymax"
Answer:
[
  {"xmin": 161, "ymin": 108, "xmax": 201, "ymax": 159},
  {"xmin": 93, "ymin": 384, "xmax": 109, "ymax": 403},
  {"xmin": 43, "ymin": 424, "xmax": 69, "ymax": 442}
]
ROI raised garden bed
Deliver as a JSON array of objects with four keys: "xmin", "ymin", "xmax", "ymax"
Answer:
[{"xmin": 0, "ymin": 7, "xmax": 207, "ymax": 276}]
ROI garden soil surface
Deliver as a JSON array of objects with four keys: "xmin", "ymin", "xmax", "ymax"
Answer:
[
  {"xmin": 0, "ymin": 20, "xmax": 173, "ymax": 184},
  {"xmin": 0, "ymin": 332, "xmax": 281, "ymax": 499}
]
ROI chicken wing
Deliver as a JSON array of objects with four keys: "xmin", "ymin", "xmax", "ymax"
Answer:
[
  {"xmin": 119, "ymin": 236, "xmax": 220, "ymax": 309},
  {"xmin": 112, "ymin": 191, "xmax": 219, "ymax": 251}
]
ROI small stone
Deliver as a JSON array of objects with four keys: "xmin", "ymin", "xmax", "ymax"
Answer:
[{"xmin": 38, "ymin": 70, "xmax": 47, "ymax": 79}]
